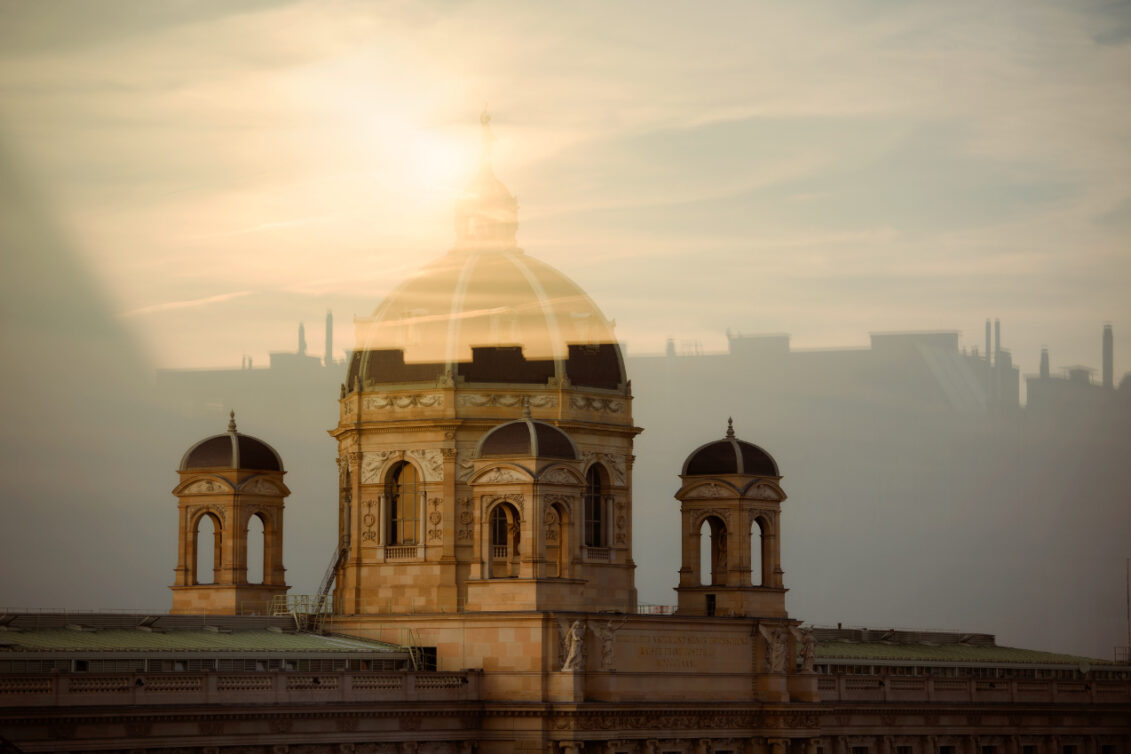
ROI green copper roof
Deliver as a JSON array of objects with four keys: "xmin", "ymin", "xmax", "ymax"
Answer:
[
  {"xmin": 815, "ymin": 639, "xmax": 1108, "ymax": 666},
  {"xmin": 0, "ymin": 629, "xmax": 403, "ymax": 654}
]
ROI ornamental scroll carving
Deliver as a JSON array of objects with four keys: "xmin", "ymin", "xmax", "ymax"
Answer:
[
  {"xmin": 570, "ymin": 396, "xmax": 624, "ymax": 414},
  {"xmin": 187, "ymin": 505, "xmax": 226, "ymax": 527},
  {"xmin": 583, "ymin": 452, "xmax": 626, "ymax": 486},
  {"xmin": 362, "ymin": 393, "xmax": 443, "ymax": 410},
  {"xmin": 544, "ymin": 507, "xmax": 560, "ymax": 542},
  {"xmin": 427, "ymin": 498, "xmax": 442, "ymax": 542},
  {"xmin": 688, "ymin": 482, "xmax": 727, "ymax": 499},
  {"xmin": 540, "ymin": 466, "xmax": 581, "ymax": 485},
  {"xmin": 241, "ymin": 477, "xmax": 281, "ymax": 495},
  {"xmin": 457, "ymin": 393, "xmax": 557, "ymax": 409},
  {"xmin": 182, "ymin": 478, "xmax": 230, "ymax": 495},
  {"xmin": 360, "ymin": 451, "xmax": 395, "ymax": 484},
  {"xmin": 615, "ymin": 499, "xmax": 627, "ymax": 545},
  {"xmin": 361, "ymin": 499, "xmax": 377, "ymax": 542},
  {"xmin": 456, "ymin": 451, "xmax": 475, "ymax": 483},
  {"xmin": 456, "ymin": 497, "xmax": 473, "ymax": 541},
  {"xmin": 405, "ymin": 449, "xmax": 443, "ymax": 481},
  {"xmin": 360, "ymin": 449, "xmax": 443, "ymax": 483},
  {"xmin": 483, "ymin": 493, "xmax": 524, "ymax": 515},
  {"xmin": 749, "ymin": 483, "xmax": 781, "ymax": 501},
  {"xmin": 475, "ymin": 467, "xmax": 526, "ymax": 484}
]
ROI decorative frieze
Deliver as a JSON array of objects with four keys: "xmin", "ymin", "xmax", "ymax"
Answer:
[
  {"xmin": 363, "ymin": 393, "xmax": 443, "ymax": 410},
  {"xmin": 457, "ymin": 393, "xmax": 557, "ymax": 409},
  {"xmin": 475, "ymin": 467, "xmax": 527, "ymax": 484},
  {"xmin": 570, "ymin": 395, "xmax": 624, "ymax": 414}
]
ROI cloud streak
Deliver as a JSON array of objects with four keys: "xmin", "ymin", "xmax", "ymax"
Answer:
[{"xmin": 119, "ymin": 290, "xmax": 253, "ymax": 319}]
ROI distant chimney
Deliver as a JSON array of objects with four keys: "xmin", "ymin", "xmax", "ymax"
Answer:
[
  {"xmin": 1040, "ymin": 347, "xmax": 1049, "ymax": 379},
  {"xmin": 298, "ymin": 323, "xmax": 307, "ymax": 356},
  {"xmin": 666, "ymin": 337, "xmax": 676, "ymax": 358},
  {"xmin": 994, "ymin": 319, "xmax": 1001, "ymax": 363},
  {"xmin": 324, "ymin": 310, "xmax": 334, "ymax": 367},
  {"xmin": 1103, "ymin": 324, "xmax": 1113, "ymax": 390},
  {"xmin": 985, "ymin": 319, "xmax": 992, "ymax": 366}
]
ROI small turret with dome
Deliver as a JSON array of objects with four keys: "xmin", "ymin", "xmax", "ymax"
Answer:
[
  {"xmin": 675, "ymin": 419, "xmax": 789, "ymax": 620},
  {"xmin": 170, "ymin": 412, "xmax": 290, "ymax": 615}
]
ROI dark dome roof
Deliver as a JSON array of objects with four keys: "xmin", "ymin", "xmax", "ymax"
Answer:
[
  {"xmin": 478, "ymin": 417, "xmax": 577, "ymax": 460},
  {"xmin": 179, "ymin": 412, "xmax": 283, "ymax": 472},
  {"xmin": 682, "ymin": 420, "xmax": 778, "ymax": 477}
]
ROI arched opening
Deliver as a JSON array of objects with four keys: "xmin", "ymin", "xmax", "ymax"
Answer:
[
  {"xmin": 246, "ymin": 513, "xmax": 265, "ymax": 584},
  {"xmin": 386, "ymin": 462, "xmax": 420, "ymax": 545},
  {"xmin": 698, "ymin": 515, "xmax": 727, "ymax": 586},
  {"xmin": 488, "ymin": 503, "xmax": 520, "ymax": 578},
  {"xmin": 192, "ymin": 513, "xmax": 222, "ymax": 585},
  {"xmin": 584, "ymin": 465, "xmax": 606, "ymax": 548},
  {"xmin": 752, "ymin": 515, "xmax": 771, "ymax": 586},
  {"xmin": 545, "ymin": 502, "xmax": 569, "ymax": 578}
]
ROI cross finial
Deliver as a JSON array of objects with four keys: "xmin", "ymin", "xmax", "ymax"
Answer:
[
  {"xmin": 228, "ymin": 410, "xmax": 237, "ymax": 433},
  {"xmin": 726, "ymin": 417, "xmax": 735, "ymax": 438}
]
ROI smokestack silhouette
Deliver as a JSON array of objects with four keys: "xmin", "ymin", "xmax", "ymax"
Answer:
[
  {"xmin": 994, "ymin": 319, "xmax": 1001, "ymax": 364},
  {"xmin": 985, "ymin": 319, "xmax": 992, "ymax": 366},
  {"xmin": 1040, "ymin": 347, "xmax": 1049, "ymax": 379},
  {"xmin": 298, "ymin": 323, "xmax": 307, "ymax": 356},
  {"xmin": 1103, "ymin": 323, "xmax": 1113, "ymax": 390},
  {"xmin": 324, "ymin": 310, "xmax": 334, "ymax": 367}
]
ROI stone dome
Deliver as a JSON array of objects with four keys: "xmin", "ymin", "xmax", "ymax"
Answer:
[
  {"xmin": 682, "ymin": 419, "xmax": 778, "ymax": 477},
  {"xmin": 346, "ymin": 114, "xmax": 625, "ymax": 393},
  {"xmin": 477, "ymin": 417, "xmax": 577, "ymax": 460},
  {"xmin": 179, "ymin": 412, "xmax": 283, "ymax": 472}
]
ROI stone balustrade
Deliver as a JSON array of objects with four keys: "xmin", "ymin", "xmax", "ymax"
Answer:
[
  {"xmin": 0, "ymin": 669, "xmax": 480, "ymax": 708},
  {"xmin": 817, "ymin": 674, "xmax": 1131, "ymax": 704}
]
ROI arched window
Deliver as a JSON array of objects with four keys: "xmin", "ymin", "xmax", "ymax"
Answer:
[
  {"xmin": 584, "ymin": 465, "xmax": 604, "ymax": 547},
  {"xmin": 488, "ymin": 503, "xmax": 520, "ymax": 578},
  {"xmin": 193, "ymin": 513, "xmax": 222, "ymax": 585},
  {"xmin": 490, "ymin": 505, "xmax": 509, "ymax": 554},
  {"xmin": 753, "ymin": 516, "xmax": 768, "ymax": 587},
  {"xmin": 386, "ymin": 462, "xmax": 420, "ymax": 545},
  {"xmin": 246, "ymin": 513, "xmax": 265, "ymax": 584},
  {"xmin": 699, "ymin": 515, "xmax": 727, "ymax": 586}
]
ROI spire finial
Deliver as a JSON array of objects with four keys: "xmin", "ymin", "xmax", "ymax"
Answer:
[
  {"xmin": 228, "ymin": 410, "xmax": 237, "ymax": 433},
  {"xmin": 726, "ymin": 417, "xmax": 735, "ymax": 438},
  {"xmin": 522, "ymin": 396, "xmax": 532, "ymax": 419},
  {"xmin": 480, "ymin": 102, "xmax": 494, "ymax": 165}
]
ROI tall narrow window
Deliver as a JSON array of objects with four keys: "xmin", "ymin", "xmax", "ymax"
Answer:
[
  {"xmin": 490, "ymin": 506, "xmax": 509, "ymax": 554},
  {"xmin": 246, "ymin": 513, "xmax": 265, "ymax": 584},
  {"xmin": 584, "ymin": 466, "xmax": 604, "ymax": 547},
  {"xmin": 386, "ymin": 462, "xmax": 419, "ymax": 545}
]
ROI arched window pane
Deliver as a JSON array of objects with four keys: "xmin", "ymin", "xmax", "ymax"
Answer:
[
  {"xmin": 246, "ymin": 514, "xmax": 265, "ymax": 584},
  {"xmin": 195, "ymin": 514, "xmax": 218, "ymax": 585},
  {"xmin": 387, "ymin": 462, "xmax": 419, "ymax": 545},
  {"xmin": 584, "ymin": 466, "xmax": 603, "ymax": 547}
]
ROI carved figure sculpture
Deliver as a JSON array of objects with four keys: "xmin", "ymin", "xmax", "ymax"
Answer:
[
  {"xmin": 592, "ymin": 621, "xmax": 616, "ymax": 670},
  {"xmin": 759, "ymin": 624, "xmax": 788, "ymax": 673},
  {"xmin": 562, "ymin": 620, "xmax": 586, "ymax": 671},
  {"xmin": 800, "ymin": 628, "xmax": 817, "ymax": 673}
]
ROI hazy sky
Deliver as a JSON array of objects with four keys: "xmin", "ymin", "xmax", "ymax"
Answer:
[{"xmin": 1, "ymin": 0, "xmax": 1129, "ymax": 378}]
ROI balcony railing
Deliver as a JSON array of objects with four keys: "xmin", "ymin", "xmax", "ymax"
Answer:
[
  {"xmin": 491, "ymin": 545, "xmax": 509, "ymax": 560},
  {"xmin": 0, "ymin": 670, "xmax": 481, "ymax": 708},
  {"xmin": 385, "ymin": 546, "xmax": 418, "ymax": 560},
  {"xmin": 584, "ymin": 546, "xmax": 611, "ymax": 561}
]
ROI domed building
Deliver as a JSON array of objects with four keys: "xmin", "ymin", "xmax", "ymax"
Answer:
[
  {"xmin": 330, "ymin": 111, "xmax": 637, "ymax": 616},
  {"xmin": 2, "ymin": 113, "xmax": 1127, "ymax": 754}
]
